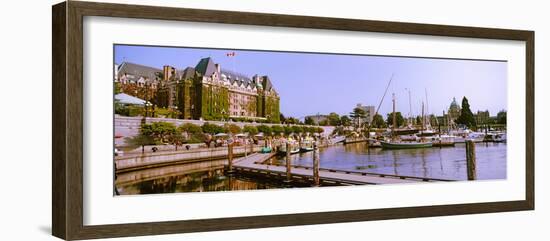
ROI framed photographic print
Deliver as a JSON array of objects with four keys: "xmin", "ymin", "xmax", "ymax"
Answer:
[{"xmin": 52, "ymin": 1, "xmax": 534, "ymax": 240}]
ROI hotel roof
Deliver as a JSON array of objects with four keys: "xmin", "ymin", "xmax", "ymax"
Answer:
[{"xmin": 117, "ymin": 62, "xmax": 161, "ymax": 81}]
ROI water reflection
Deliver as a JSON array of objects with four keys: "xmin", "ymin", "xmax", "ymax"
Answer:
[{"xmin": 116, "ymin": 163, "xmax": 287, "ymax": 195}]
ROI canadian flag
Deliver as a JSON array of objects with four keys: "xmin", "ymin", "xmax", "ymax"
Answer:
[{"xmin": 226, "ymin": 52, "xmax": 236, "ymax": 57}]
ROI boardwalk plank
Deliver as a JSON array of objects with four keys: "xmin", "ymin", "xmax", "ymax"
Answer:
[{"xmin": 233, "ymin": 153, "xmax": 421, "ymax": 185}]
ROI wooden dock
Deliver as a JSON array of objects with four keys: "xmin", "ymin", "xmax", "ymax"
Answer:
[{"xmin": 232, "ymin": 153, "xmax": 450, "ymax": 185}]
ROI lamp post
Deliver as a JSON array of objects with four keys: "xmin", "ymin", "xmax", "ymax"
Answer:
[
  {"xmin": 144, "ymin": 82, "xmax": 149, "ymax": 118},
  {"xmin": 172, "ymin": 105, "xmax": 178, "ymax": 119}
]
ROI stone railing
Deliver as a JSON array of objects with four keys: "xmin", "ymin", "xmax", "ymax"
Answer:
[{"xmin": 115, "ymin": 145, "xmax": 261, "ymax": 171}]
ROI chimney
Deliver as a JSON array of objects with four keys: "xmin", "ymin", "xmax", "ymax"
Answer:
[{"xmin": 215, "ymin": 63, "xmax": 221, "ymax": 73}]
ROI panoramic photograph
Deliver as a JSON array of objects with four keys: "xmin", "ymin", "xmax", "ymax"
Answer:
[{"xmin": 113, "ymin": 44, "xmax": 507, "ymax": 195}]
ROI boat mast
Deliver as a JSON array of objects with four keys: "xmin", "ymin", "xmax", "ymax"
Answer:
[
  {"xmin": 408, "ymin": 89, "xmax": 412, "ymax": 126},
  {"xmin": 424, "ymin": 88, "xmax": 429, "ymax": 129},
  {"xmin": 366, "ymin": 73, "xmax": 393, "ymax": 140},
  {"xmin": 422, "ymin": 101, "xmax": 426, "ymax": 130},
  {"xmin": 392, "ymin": 93, "xmax": 397, "ymax": 140}
]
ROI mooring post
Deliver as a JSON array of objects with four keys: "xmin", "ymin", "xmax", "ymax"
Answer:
[
  {"xmin": 227, "ymin": 143, "xmax": 234, "ymax": 175},
  {"xmin": 313, "ymin": 141, "xmax": 320, "ymax": 186},
  {"xmin": 244, "ymin": 139, "xmax": 248, "ymax": 158},
  {"xmin": 285, "ymin": 142, "xmax": 292, "ymax": 184},
  {"xmin": 465, "ymin": 140, "xmax": 476, "ymax": 180}
]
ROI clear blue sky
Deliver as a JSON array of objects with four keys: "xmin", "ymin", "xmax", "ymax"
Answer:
[{"xmin": 115, "ymin": 44, "xmax": 507, "ymax": 119}]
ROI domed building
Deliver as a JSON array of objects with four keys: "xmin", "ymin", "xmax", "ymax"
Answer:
[{"xmin": 448, "ymin": 97, "xmax": 461, "ymax": 124}]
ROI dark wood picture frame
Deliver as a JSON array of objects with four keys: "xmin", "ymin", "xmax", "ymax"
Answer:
[{"xmin": 52, "ymin": 1, "xmax": 534, "ymax": 240}]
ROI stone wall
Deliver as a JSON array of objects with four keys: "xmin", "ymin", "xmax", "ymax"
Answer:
[{"xmin": 115, "ymin": 145, "xmax": 261, "ymax": 171}]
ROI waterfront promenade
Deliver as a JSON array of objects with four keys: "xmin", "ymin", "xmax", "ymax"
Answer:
[{"xmin": 115, "ymin": 145, "xmax": 260, "ymax": 173}]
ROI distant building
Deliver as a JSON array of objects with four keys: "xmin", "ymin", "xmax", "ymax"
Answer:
[
  {"xmin": 355, "ymin": 103, "xmax": 375, "ymax": 125},
  {"xmin": 447, "ymin": 97, "xmax": 461, "ymax": 124},
  {"xmin": 448, "ymin": 97, "xmax": 461, "ymax": 120},
  {"xmin": 304, "ymin": 114, "xmax": 329, "ymax": 125},
  {"xmin": 437, "ymin": 97, "xmax": 463, "ymax": 127},
  {"xmin": 475, "ymin": 110, "xmax": 490, "ymax": 124}
]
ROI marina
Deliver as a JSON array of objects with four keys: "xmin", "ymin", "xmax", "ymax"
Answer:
[
  {"xmin": 112, "ymin": 44, "xmax": 508, "ymax": 195},
  {"xmin": 115, "ymin": 135, "xmax": 506, "ymax": 194}
]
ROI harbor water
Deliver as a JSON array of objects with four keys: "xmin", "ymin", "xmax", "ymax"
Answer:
[
  {"xmin": 115, "ymin": 142, "xmax": 506, "ymax": 195},
  {"xmin": 268, "ymin": 142, "xmax": 506, "ymax": 180}
]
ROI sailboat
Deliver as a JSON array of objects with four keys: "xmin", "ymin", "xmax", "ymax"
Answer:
[{"xmin": 381, "ymin": 93, "xmax": 433, "ymax": 149}]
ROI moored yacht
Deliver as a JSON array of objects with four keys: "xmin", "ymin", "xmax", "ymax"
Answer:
[{"xmin": 381, "ymin": 93, "xmax": 433, "ymax": 149}]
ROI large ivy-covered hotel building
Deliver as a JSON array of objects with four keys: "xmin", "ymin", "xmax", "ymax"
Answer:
[{"xmin": 116, "ymin": 57, "xmax": 280, "ymax": 122}]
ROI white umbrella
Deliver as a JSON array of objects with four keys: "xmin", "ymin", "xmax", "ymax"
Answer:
[{"xmin": 114, "ymin": 93, "xmax": 147, "ymax": 106}]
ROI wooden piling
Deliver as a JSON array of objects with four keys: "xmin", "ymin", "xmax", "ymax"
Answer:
[
  {"xmin": 227, "ymin": 143, "xmax": 234, "ymax": 174},
  {"xmin": 465, "ymin": 140, "xmax": 476, "ymax": 180},
  {"xmin": 313, "ymin": 141, "xmax": 320, "ymax": 186},
  {"xmin": 285, "ymin": 142, "xmax": 292, "ymax": 183},
  {"xmin": 244, "ymin": 140, "xmax": 248, "ymax": 158}
]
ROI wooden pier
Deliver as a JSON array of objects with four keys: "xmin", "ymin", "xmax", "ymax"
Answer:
[
  {"xmin": 343, "ymin": 137, "xmax": 368, "ymax": 145},
  {"xmin": 232, "ymin": 152, "xmax": 451, "ymax": 185}
]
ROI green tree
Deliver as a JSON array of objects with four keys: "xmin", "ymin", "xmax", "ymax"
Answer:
[
  {"xmin": 284, "ymin": 126, "xmax": 293, "ymax": 135},
  {"xmin": 124, "ymin": 133, "xmax": 155, "ymax": 154},
  {"xmin": 456, "ymin": 97, "xmax": 476, "ymax": 128},
  {"xmin": 327, "ymin": 112, "xmax": 341, "ymax": 126},
  {"xmin": 279, "ymin": 113, "xmax": 286, "ymax": 124},
  {"xmin": 292, "ymin": 125, "xmax": 303, "ymax": 134},
  {"xmin": 141, "ymin": 122, "xmax": 177, "ymax": 143},
  {"xmin": 225, "ymin": 123, "xmax": 242, "ymax": 135},
  {"xmin": 318, "ymin": 119, "xmax": 329, "ymax": 126},
  {"xmin": 371, "ymin": 113, "xmax": 386, "ymax": 128},
  {"xmin": 285, "ymin": 117, "xmax": 299, "ymax": 124},
  {"xmin": 331, "ymin": 126, "xmax": 344, "ymax": 136},
  {"xmin": 167, "ymin": 129, "xmax": 185, "ymax": 151},
  {"xmin": 243, "ymin": 125, "xmax": 259, "ymax": 136},
  {"xmin": 114, "ymin": 82, "xmax": 122, "ymax": 94},
  {"xmin": 257, "ymin": 125, "xmax": 272, "ymax": 136},
  {"xmin": 386, "ymin": 112, "xmax": 405, "ymax": 127},
  {"xmin": 316, "ymin": 127, "xmax": 324, "ymax": 134},
  {"xmin": 177, "ymin": 123, "xmax": 204, "ymax": 144},
  {"xmin": 350, "ymin": 107, "xmax": 367, "ymax": 127},
  {"xmin": 304, "ymin": 116, "xmax": 315, "ymax": 125},
  {"xmin": 271, "ymin": 125, "xmax": 284, "ymax": 136},
  {"xmin": 340, "ymin": 115, "xmax": 351, "ymax": 126},
  {"xmin": 497, "ymin": 110, "xmax": 507, "ymax": 124},
  {"xmin": 178, "ymin": 123, "xmax": 202, "ymax": 134},
  {"xmin": 202, "ymin": 122, "xmax": 226, "ymax": 134}
]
